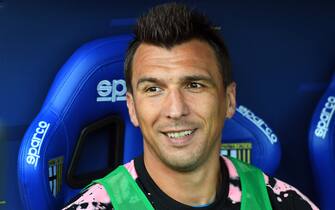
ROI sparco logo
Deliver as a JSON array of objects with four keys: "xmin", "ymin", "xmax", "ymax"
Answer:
[
  {"xmin": 96, "ymin": 79, "xmax": 126, "ymax": 102},
  {"xmin": 26, "ymin": 121, "xmax": 50, "ymax": 167},
  {"xmin": 236, "ymin": 105, "xmax": 278, "ymax": 144},
  {"xmin": 314, "ymin": 96, "xmax": 335, "ymax": 139}
]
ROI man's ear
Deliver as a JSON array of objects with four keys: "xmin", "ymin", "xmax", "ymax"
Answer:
[
  {"xmin": 126, "ymin": 92, "xmax": 139, "ymax": 127},
  {"xmin": 225, "ymin": 82, "xmax": 236, "ymax": 119}
]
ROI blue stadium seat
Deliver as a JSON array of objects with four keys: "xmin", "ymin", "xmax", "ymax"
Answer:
[
  {"xmin": 309, "ymin": 73, "xmax": 335, "ymax": 210},
  {"xmin": 17, "ymin": 35, "xmax": 281, "ymax": 210}
]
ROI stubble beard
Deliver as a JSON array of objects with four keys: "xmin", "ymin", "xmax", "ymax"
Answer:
[{"xmin": 146, "ymin": 135, "xmax": 219, "ymax": 173}]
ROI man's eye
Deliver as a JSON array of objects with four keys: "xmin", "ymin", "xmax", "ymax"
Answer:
[
  {"xmin": 145, "ymin": 87, "xmax": 162, "ymax": 93},
  {"xmin": 186, "ymin": 82, "xmax": 203, "ymax": 89}
]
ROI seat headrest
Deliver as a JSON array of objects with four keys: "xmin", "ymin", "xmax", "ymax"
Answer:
[{"xmin": 223, "ymin": 105, "xmax": 281, "ymax": 174}]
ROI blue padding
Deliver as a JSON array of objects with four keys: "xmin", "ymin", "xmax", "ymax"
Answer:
[
  {"xmin": 18, "ymin": 35, "xmax": 138, "ymax": 210},
  {"xmin": 309, "ymin": 73, "xmax": 335, "ymax": 210},
  {"xmin": 18, "ymin": 35, "xmax": 281, "ymax": 209},
  {"xmin": 223, "ymin": 105, "xmax": 281, "ymax": 175}
]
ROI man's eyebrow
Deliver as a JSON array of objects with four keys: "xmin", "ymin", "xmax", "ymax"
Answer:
[
  {"xmin": 136, "ymin": 75, "xmax": 215, "ymax": 89},
  {"xmin": 182, "ymin": 75, "xmax": 213, "ymax": 83},
  {"xmin": 136, "ymin": 77, "xmax": 161, "ymax": 89}
]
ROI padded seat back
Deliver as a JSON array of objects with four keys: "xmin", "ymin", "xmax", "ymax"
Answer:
[{"xmin": 309, "ymin": 73, "xmax": 335, "ymax": 210}]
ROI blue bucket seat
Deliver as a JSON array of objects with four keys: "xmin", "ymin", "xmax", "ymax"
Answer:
[
  {"xmin": 309, "ymin": 73, "xmax": 335, "ymax": 210},
  {"xmin": 17, "ymin": 35, "xmax": 281, "ymax": 210}
]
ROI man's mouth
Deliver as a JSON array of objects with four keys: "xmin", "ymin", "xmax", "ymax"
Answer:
[
  {"xmin": 166, "ymin": 130, "xmax": 193, "ymax": 138},
  {"xmin": 162, "ymin": 129, "xmax": 196, "ymax": 139}
]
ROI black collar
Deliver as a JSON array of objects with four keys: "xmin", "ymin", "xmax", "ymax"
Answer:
[{"xmin": 134, "ymin": 155, "xmax": 230, "ymax": 210}]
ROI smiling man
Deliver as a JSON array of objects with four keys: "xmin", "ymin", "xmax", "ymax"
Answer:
[{"xmin": 63, "ymin": 3, "xmax": 319, "ymax": 210}]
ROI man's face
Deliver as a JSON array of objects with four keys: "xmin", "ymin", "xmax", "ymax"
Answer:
[{"xmin": 127, "ymin": 39, "xmax": 236, "ymax": 172}]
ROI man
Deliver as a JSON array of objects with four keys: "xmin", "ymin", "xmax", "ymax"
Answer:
[{"xmin": 63, "ymin": 3, "xmax": 319, "ymax": 210}]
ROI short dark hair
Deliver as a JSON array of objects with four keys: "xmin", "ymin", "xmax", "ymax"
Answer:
[{"xmin": 124, "ymin": 3, "xmax": 233, "ymax": 93}]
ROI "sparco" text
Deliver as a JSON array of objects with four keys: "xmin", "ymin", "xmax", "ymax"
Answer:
[
  {"xmin": 26, "ymin": 121, "xmax": 50, "ymax": 168},
  {"xmin": 314, "ymin": 96, "xmax": 335, "ymax": 139},
  {"xmin": 236, "ymin": 106, "xmax": 278, "ymax": 144}
]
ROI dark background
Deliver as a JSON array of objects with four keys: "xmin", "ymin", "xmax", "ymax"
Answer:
[{"xmin": 1, "ymin": 0, "xmax": 335, "ymax": 209}]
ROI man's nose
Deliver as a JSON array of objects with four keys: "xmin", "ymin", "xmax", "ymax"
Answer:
[{"xmin": 163, "ymin": 89, "xmax": 190, "ymax": 119}]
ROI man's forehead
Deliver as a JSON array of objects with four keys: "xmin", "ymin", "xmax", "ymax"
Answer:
[
  {"xmin": 132, "ymin": 40, "xmax": 220, "ymax": 74},
  {"xmin": 133, "ymin": 39, "xmax": 217, "ymax": 63}
]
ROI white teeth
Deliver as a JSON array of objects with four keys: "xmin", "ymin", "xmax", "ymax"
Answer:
[{"xmin": 166, "ymin": 130, "xmax": 193, "ymax": 138}]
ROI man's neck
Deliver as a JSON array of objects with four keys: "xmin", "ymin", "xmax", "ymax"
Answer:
[{"xmin": 143, "ymin": 151, "xmax": 222, "ymax": 206}]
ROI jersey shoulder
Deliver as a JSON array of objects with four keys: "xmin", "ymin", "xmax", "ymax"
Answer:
[
  {"xmin": 62, "ymin": 160, "xmax": 137, "ymax": 210},
  {"xmin": 62, "ymin": 183, "xmax": 112, "ymax": 210},
  {"xmin": 264, "ymin": 175, "xmax": 319, "ymax": 210},
  {"xmin": 222, "ymin": 156, "xmax": 319, "ymax": 210}
]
